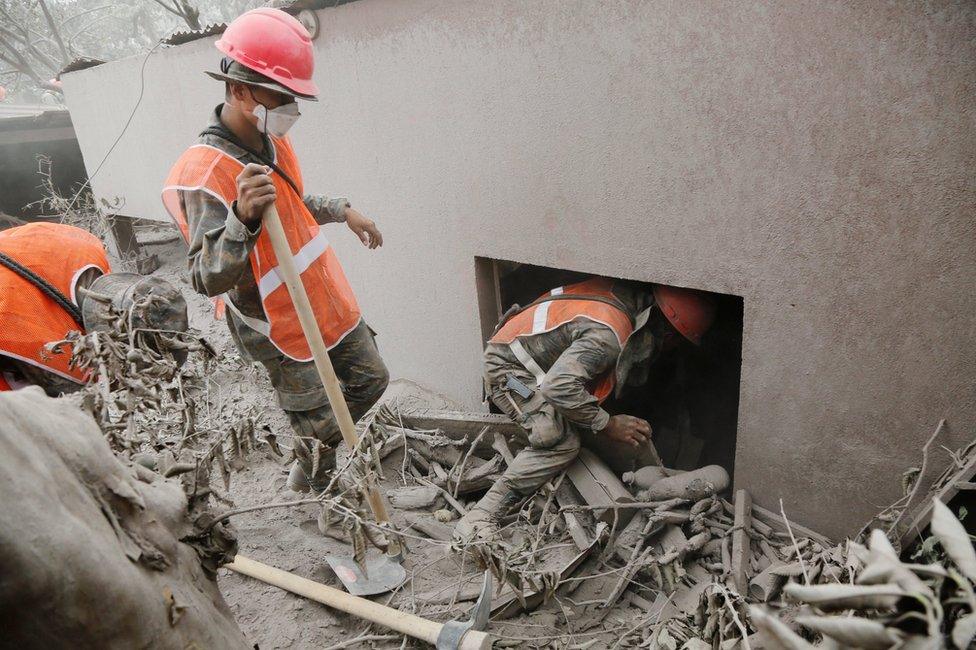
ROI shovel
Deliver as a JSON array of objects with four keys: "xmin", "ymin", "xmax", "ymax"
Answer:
[{"xmin": 263, "ymin": 203, "xmax": 405, "ymax": 595}]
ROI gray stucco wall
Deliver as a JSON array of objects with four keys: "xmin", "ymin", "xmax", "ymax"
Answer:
[{"xmin": 63, "ymin": 0, "xmax": 975, "ymax": 538}]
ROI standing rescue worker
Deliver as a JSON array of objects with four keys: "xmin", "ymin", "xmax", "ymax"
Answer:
[
  {"xmin": 0, "ymin": 222, "xmax": 188, "ymax": 395},
  {"xmin": 454, "ymin": 277, "xmax": 717, "ymax": 542},
  {"xmin": 162, "ymin": 8, "xmax": 389, "ymax": 493}
]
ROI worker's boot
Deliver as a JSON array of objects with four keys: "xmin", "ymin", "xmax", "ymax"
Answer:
[
  {"xmin": 286, "ymin": 445, "xmax": 335, "ymax": 493},
  {"xmin": 452, "ymin": 482, "xmax": 523, "ymax": 544}
]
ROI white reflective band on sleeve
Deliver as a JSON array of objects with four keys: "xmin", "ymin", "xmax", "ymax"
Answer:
[
  {"xmin": 532, "ymin": 286, "xmax": 563, "ymax": 333},
  {"xmin": 257, "ymin": 230, "xmax": 330, "ymax": 298},
  {"xmin": 509, "ymin": 338, "xmax": 547, "ymax": 386}
]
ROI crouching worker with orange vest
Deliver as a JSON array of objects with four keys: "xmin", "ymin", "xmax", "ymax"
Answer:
[
  {"xmin": 0, "ymin": 223, "xmax": 188, "ymax": 394},
  {"xmin": 453, "ymin": 278, "xmax": 717, "ymax": 543},
  {"xmin": 162, "ymin": 8, "xmax": 389, "ymax": 493}
]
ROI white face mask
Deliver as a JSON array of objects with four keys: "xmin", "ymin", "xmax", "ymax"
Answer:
[{"xmin": 252, "ymin": 101, "xmax": 301, "ymax": 138}]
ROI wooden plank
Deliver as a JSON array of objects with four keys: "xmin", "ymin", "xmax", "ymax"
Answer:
[
  {"xmin": 474, "ymin": 257, "xmax": 504, "ymax": 345},
  {"xmin": 565, "ymin": 448, "xmax": 636, "ymax": 527},
  {"xmin": 402, "ymin": 513, "xmax": 453, "ymax": 542},
  {"xmin": 107, "ymin": 215, "xmax": 160, "ymax": 273},
  {"xmin": 398, "ymin": 408, "xmax": 522, "ymax": 436},
  {"xmin": 731, "ymin": 489, "xmax": 752, "ymax": 594},
  {"xmin": 897, "ymin": 450, "xmax": 976, "ymax": 549},
  {"xmin": 397, "ymin": 409, "xmax": 523, "ymax": 458},
  {"xmin": 751, "ymin": 503, "xmax": 833, "ymax": 547},
  {"xmin": 388, "ymin": 486, "xmax": 442, "ymax": 510},
  {"xmin": 562, "ymin": 512, "xmax": 590, "ymax": 551}
]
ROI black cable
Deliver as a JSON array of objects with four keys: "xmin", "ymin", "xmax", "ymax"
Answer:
[
  {"xmin": 0, "ymin": 252, "xmax": 84, "ymax": 326},
  {"xmin": 63, "ymin": 39, "xmax": 163, "ymax": 216},
  {"xmin": 198, "ymin": 126, "xmax": 305, "ymax": 201}
]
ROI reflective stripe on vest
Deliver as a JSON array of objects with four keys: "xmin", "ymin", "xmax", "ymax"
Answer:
[
  {"xmin": 161, "ymin": 138, "xmax": 362, "ymax": 360},
  {"xmin": 0, "ymin": 223, "xmax": 110, "ymax": 384},
  {"xmin": 489, "ymin": 278, "xmax": 634, "ymax": 403}
]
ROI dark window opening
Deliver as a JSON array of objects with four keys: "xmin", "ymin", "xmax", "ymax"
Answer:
[{"xmin": 474, "ymin": 257, "xmax": 744, "ymax": 478}]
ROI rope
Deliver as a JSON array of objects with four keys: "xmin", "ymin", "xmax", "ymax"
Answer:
[{"xmin": 0, "ymin": 251, "xmax": 84, "ymax": 326}]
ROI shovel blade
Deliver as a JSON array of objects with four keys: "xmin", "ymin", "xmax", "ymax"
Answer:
[{"xmin": 325, "ymin": 554, "xmax": 407, "ymax": 596}]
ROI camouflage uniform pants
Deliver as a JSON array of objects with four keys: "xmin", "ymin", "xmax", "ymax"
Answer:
[
  {"xmin": 484, "ymin": 360, "xmax": 657, "ymax": 496},
  {"xmin": 260, "ymin": 319, "xmax": 389, "ymax": 483}
]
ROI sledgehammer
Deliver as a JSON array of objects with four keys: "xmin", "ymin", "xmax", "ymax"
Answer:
[
  {"xmin": 227, "ymin": 555, "xmax": 493, "ymax": 649},
  {"xmin": 262, "ymin": 205, "xmax": 401, "ymax": 562}
]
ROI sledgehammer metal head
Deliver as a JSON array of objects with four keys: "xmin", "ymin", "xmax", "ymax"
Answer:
[{"xmin": 435, "ymin": 570, "xmax": 492, "ymax": 650}]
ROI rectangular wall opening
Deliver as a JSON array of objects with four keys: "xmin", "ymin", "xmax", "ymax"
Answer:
[{"xmin": 475, "ymin": 257, "xmax": 744, "ymax": 477}]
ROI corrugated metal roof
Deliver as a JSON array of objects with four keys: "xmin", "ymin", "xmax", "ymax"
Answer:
[
  {"xmin": 270, "ymin": 0, "xmax": 360, "ymax": 10},
  {"xmin": 162, "ymin": 22, "xmax": 228, "ymax": 46},
  {"xmin": 58, "ymin": 57, "xmax": 106, "ymax": 78},
  {"xmin": 269, "ymin": 0, "xmax": 356, "ymax": 14}
]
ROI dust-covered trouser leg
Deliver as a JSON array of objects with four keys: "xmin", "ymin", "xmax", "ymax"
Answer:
[
  {"xmin": 260, "ymin": 320, "xmax": 390, "ymax": 491},
  {"xmin": 454, "ymin": 367, "xmax": 582, "ymax": 542}
]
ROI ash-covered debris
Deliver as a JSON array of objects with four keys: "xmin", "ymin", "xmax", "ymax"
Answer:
[{"xmin": 334, "ymin": 394, "xmax": 976, "ymax": 649}]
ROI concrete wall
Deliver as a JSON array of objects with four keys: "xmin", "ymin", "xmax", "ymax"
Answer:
[{"xmin": 63, "ymin": 0, "xmax": 976, "ymax": 538}]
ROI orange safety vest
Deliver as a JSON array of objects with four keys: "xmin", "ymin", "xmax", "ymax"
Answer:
[
  {"xmin": 490, "ymin": 278, "xmax": 635, "ymax": 403},
  {"xmin": 161, "ymin": 136, "xmax": 361, "ymax": 361},
  {"xmin": 0, "ymin": 223, "xmax": 110, "ymax": 388}
]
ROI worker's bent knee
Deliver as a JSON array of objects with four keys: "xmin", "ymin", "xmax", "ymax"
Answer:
[
  {"xmin": 525, "ymin": 406, "xmax": 577, "ymax": 451},
  {"xmin": 501, "ymin": 437, "xmax": 582, "ymax": 494}
]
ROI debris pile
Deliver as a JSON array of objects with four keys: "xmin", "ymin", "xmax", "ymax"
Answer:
[
  {"xmin": 294, "ymin": 396, "xmax": 975, "ymax": 649},
  {"xmin": 29, "ymin": 275, "xmax": 975, "ymax": 649},
  {"xmin": 52, "ymin": 292, "xmax": 272, "ymax": 509},
  {"xmin": 751, "ymin": 501, "xmax": 976, "ymax": 649}
]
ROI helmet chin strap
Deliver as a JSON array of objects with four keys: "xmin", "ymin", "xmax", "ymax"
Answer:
[{"xmin": 634, "ymin": 306, "xmax": 652, "ymax": 332}]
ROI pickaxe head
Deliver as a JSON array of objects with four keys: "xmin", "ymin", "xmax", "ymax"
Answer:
[{"xmin": 435, "ymin": 570, "xmax": 492, "ymax": 650}]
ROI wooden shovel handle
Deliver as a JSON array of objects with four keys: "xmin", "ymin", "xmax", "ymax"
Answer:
[
  {"xmin": 262, "ymin": 205, "xmax": 393, "ymax": 530},
  {"xmin": 227, "ymin": 555, "xmax": 493, "ymax": 649}
]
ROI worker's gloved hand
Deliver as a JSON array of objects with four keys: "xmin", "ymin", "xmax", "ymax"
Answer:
[
  {"xmin": 599, "ymin": 414, "xmax": 651, "ymax": 448},
  {"xmin": 234, "ymin": 163, "xmax": 276, "ymax": 228}
]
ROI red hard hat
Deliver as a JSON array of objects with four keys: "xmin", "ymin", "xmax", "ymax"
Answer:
[
  {"xmin": 652, "ymin": 284, "xmax": 717, "ymax": 345},
  {"xmin": 216, "ymin": 8, "xmax": 319, "ymax": 98}
]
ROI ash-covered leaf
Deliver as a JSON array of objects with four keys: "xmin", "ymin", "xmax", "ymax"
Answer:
[
  {"xmin": 931, "ymin": 499, "xmax": 976, "ymax": 583},
  {"xmin": 952, "ymin": 612, "xmax": 976, "ymax": 649}
]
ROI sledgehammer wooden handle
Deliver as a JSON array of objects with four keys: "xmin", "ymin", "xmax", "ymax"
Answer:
[
  {"xmin": 227, "ymin": 555, "xmax": 492, "ymax": 649},
  {"xmin": 262, "ymin": 205, "xmax": 394, "ymax": 534}
]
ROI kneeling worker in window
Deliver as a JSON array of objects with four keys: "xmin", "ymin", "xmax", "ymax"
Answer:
[{"xmin": 454, "ymin": 277, "xmax": 716, "ymax": 543}]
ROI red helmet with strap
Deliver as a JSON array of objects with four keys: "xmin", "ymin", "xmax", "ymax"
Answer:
[
  {"xmin": 652, "ymin": 284, "xmax": 717, "ymax": 345},
  {"xmin": 216, "ymin": 8, "xmax": 319, "ymax": 98}
]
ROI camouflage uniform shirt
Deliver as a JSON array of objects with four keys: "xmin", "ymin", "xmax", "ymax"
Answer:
[
  {"xmin": 483, "ymin": 284, "xmax": 653, "ymax": 435},
  {"xmin": 179, "ymin": 105, "xmax": 352, "ymax": 361},
  {"xmin": 484, "ymin": 320, "xmax": 620, "ymax": 434}
]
